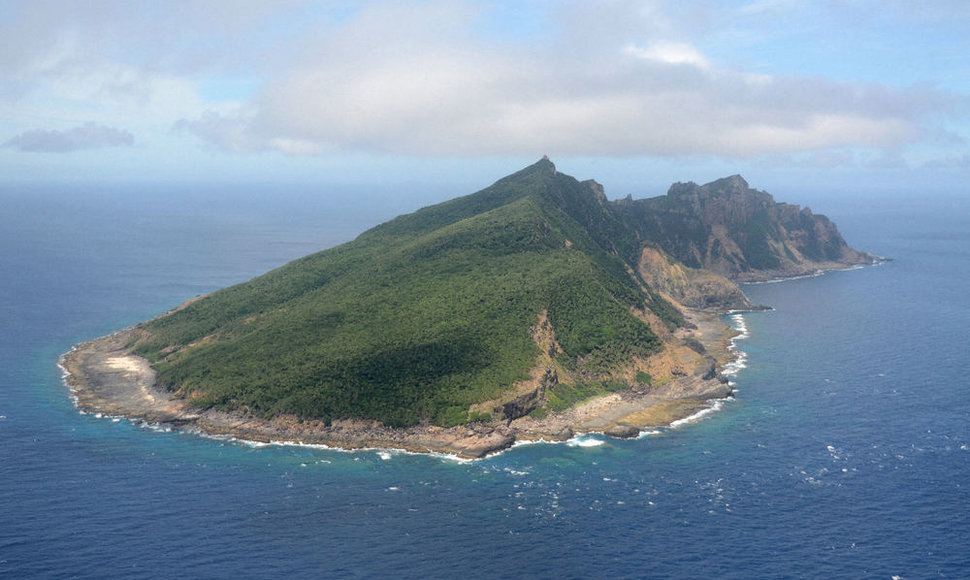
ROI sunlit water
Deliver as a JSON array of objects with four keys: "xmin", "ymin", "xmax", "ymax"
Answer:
[{"xmin": 1, "ymin": 184, "xmax": 967, "ymax": 578}]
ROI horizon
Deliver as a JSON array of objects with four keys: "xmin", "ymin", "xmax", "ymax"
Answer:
[{"xmin": 2, "ymin": 1, "xmax": 969, "ymax": 196}]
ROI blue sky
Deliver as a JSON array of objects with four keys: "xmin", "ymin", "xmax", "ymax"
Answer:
[{"xmin": 2, "ymin": 0, "xmax": 969, "ymax": 196}]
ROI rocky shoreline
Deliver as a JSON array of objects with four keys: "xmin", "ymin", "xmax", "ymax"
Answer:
[{"xmin": 61, "ymin": 309, "xmax": 742, "ymax": 460}]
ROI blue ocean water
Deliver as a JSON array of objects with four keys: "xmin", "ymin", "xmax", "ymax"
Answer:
[{"xmin": 1, "ymin": 183, "xmax": 967, "ymax": 579}]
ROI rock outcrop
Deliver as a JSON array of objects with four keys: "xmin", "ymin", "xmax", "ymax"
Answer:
[
  {"xmin": 614, "ymin": 175, "xmax": 876, "ymax": 281},
  {"xmin": 636, "ymin": 246, "xmax": 753, "ymax": 311}
]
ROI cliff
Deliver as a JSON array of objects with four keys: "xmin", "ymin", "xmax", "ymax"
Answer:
[{"xmin": 613, "ymin": 175, "xmax": 875, "ymax": 281}]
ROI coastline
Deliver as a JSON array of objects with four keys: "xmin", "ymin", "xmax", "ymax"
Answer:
[
  {"xmin": 60, "ymin": 308, "xmax": 743, "ymax": 460},
  {"xmin": 732, "ymin": 254, "xmax": 888, "ymax": 284},
  {"xmin": 62, "ymin": 258, "xmax": 879, "ymax": 460}
]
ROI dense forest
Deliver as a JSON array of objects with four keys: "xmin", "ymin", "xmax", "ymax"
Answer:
[
  {"xmin": 129, "ymin": 158, "xmax": 869, "ymax": 427},
  {"xmin": 131, "ymin": 159, "xmax": 677, "ymax": 427}
]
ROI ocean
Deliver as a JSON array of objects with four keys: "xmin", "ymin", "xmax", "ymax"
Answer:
[{"xmin": 1, "ymin": 182, "xmax": 967, "ymax": 579}]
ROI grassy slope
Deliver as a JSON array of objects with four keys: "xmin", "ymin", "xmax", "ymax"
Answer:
[{"xmin": 131, "ymin": 159, "xmax": 678, "ymax": 427}]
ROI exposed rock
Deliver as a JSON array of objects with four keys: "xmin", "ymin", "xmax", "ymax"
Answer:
[
  {"xmin": 554, "ymin": 426, "xmax": 574, "ymax": 440},
  {"xmin": 445, "ymin": 425, "xmax": 516, "ymax": 458},
  {"xmin": 637, "ymin": 246, "xmax": 752, "ymax": 311},
  {"xmin": 604, "ymin": 425, "xmax": 640, "ymax": 439},
  {"xmin": 614, "ymin": 175, "xmax": 875, "ymax": 281},
  {"xmin": 496, "ymin": 367, "xmax": 556, "ymax": 423},
  {"xmin": 701, "ymin": 359, "xmax": 718, "ymax": 381},
  {"xmin": 499, "ymin": 387, "xmax": 543, "ymax": 423}
]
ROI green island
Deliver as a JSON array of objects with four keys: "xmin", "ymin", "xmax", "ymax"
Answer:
[{"xmin": 61, "ymin": 158, "xmax": 875, "ymax": 458}]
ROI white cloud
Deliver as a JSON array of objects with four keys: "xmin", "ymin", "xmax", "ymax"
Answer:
[
  {"xmin": 171, "ymin": 1, "xmax": 952, "ymax": 159},
  {"xmin": 172, "ymin": 109, "xmax": 267, "ymax": 153},
  {"xmin": 3, "ymin": 122, "xmax": 134, "ymax": 152},
  {"xmin": 1, "ymin": 0, "xmax": 964, "ymax": 165},
  {"xmin": 624, "ymin": 42, "xmax": 711, "ymax": 69}
]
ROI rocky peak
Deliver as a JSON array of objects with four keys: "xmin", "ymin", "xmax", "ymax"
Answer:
[
  {"xmin": 666, "ymin": 180, "xmax": 700, "ymax": 198},
  {"xmin": 535, "ymin": 155, "xmax": 556, "ymax": 174},
  {"xmin": 582, "ymin": 179, "xmax": 608, "ymax": 204},
  {"xmin": 668, "ymin": 175, "xmax": 754, "ymax": 200},
  {"xmin": 708, "ymin": 174, "xmax": 749, "ymax": 194}
]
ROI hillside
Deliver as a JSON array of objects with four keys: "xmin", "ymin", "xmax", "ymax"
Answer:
[{"xmin": 126, "ymin": 157, "xmax": 685, "ymax": 429}]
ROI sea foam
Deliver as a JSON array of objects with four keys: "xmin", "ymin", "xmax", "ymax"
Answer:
[
  {"xmin": 567, "ymin": 436, "xmax": 606, "ymax": 448},
  {"xmin": 720, "ymin": 312, "xmax": 750, "ymax": 378},
  {"xmin": 669, "ymin": 398, "xmax": 730, "ymax": 429}
]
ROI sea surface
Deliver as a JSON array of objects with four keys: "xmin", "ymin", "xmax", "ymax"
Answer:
[{"xmin": 1, "ymin": 182, "xmax": 967, "ymax": 579}]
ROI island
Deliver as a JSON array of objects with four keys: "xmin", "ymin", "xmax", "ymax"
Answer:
[{"xmin": 61, "ymin": 158, "xmax": 877, "ymax": 458}]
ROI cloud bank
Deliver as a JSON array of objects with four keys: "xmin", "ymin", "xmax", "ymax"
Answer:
[
  {"xmin": 4, "ymin": 123, "xmax": 134, "ymax": 153},
  {"xmin": 170, "ymin": 1, "xmax": 953, "ymax": 159},
  {"xmin": 2, "ymin": 0, "xmax": 966, "ymax": 169}
]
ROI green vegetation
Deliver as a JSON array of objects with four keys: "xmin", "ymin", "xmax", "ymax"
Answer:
[
  {"xmin": 544, "ymin": 380, "xmax": 630, "ymax": 413},
  {"xmin": 132, "ymin": 158, "xmax": 677, "ymax": 428},
  {"xmin": 528, "ymin": 407, "xmax": 549, "ymax": 420},
  {"xmin": 129, "ymin": 160, "xmax": 838, "ymax": 429},
  {"xmin": 736, "ymin": 210, "xmax": 781, "ymax": 270},
  {"xmin": 468, "ymin": 411, "xmax": 492, "ymax": 423}
]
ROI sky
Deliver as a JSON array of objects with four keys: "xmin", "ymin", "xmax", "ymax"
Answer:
[{"xmin": 2, "ymin": 0, "xmax": 969, "ymax": 197}]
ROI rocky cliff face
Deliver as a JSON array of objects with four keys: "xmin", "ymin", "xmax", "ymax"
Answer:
[
  {"xmin": 614, "ymin": 175, "xmax": 875, "ymax": 281},
  {"xmin": 636, "ymin": 246, "xmax": 753, "ymax": 311}
]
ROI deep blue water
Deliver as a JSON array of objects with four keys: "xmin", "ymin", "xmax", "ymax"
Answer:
[{"xmin": 1, "ymin": 183, "xmax": 968, "ymax": 579}]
